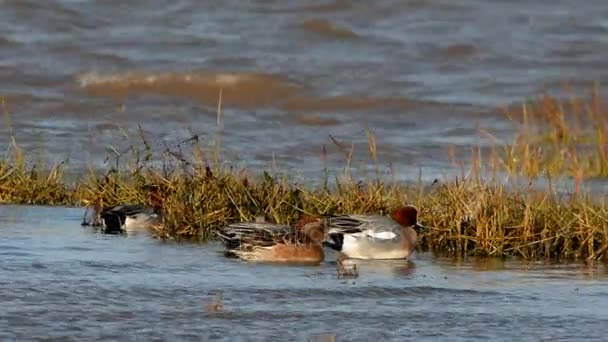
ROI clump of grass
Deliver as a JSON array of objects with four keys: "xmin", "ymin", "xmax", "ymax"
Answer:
[
  {"xmin": 1, "ymin": 90, "xmax": 608, "ymax": 261},
  {"xmin": 0, "ymin": 138, "xmax": 74, "ymax": 205},
  {"xmin": 487, "ymin": 87, "xmax": 608, "ymax": 181},
  {"xmin": 419, "ymin": 178, "xmax": 608, "ymax": 261}
]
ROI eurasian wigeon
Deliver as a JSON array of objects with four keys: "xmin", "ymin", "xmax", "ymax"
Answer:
[
  {"xmin": 322, "ymin": 205, "xmax": 425, "ymax": 260},
  {"xmin": 216, "ymin": 216, "xmax": 327, "ymax": 264},
  {"xmin": 88, "ymin": 185, "xmax": 164, "ymax": 234},
  {"xmin": 99, "ymin": 204, "xmax": 162, "ymax": 234}
]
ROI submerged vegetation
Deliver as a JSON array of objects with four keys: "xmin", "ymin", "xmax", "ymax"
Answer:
[{"xmin": 1, "ymin": 90, "xmax": 608, "ymax": 261}]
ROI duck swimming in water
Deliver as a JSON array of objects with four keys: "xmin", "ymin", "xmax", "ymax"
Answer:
[
  {"xmin": 82, "ymin": 185, "xmax": 164, "ymax": 235},
  {"xmin": 322, "ymin": 205, "xmax": 425, "ymax": 260},
  {"xmin": 216, "ymin": 216, "xmax": 327, "ymax": 264},
  {"xmin": 99, "ymin": 204, "xmax": 161, "ymax": 234}
]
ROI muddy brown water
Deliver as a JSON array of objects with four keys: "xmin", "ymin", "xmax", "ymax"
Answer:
[
  {"xmin": 1, "ymin": 0, "xmax": 608, "ymax": 182},
  {"xmin": 1, "ymin": 204, "xmax": 608, "ymax": 341}
]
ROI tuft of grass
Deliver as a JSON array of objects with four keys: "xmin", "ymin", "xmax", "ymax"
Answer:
[
  {"xmin": 1, "ymin": 89, "xmax": 608, "ymax": 261},
  {"xmin": 486, "ymin": 87, "xmax": 608, "ymax": 181},
  {"xmin": 0, "ymin": 138, "xmax": 74, "ymax": 205}
]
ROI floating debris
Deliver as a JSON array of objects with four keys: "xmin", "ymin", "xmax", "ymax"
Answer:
[
  {"xmin": 204, "ymin": 292, "xmax": 224, "ymax": 313},
  {"xmin": 336, "ymin": 254, "xmax": 358, "ymax": 279}
]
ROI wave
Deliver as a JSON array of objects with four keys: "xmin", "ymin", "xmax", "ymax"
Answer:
[
  {"xmin": 76, "ymin": 70, "xmax": 447, "ymax": 114},
  {"xmin": 77, "ymin": 71, "xmax": 303, "ymax": 109},
  {"xmin": 300, "ymin": 19, "xmax": 359, "ymax": 39}
]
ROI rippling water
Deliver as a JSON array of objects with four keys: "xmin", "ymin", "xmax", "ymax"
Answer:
[
  {"xmin": 1, "ymin": 204, "xmax": 608, "ymax": 341},
  {"xmin": 1, "ymin": 0, "xmax": 608, "ymax": 181}
]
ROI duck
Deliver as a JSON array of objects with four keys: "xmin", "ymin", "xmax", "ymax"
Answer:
[
  {"xmin": 99, "ymin": 204, "xmax": 162, "ymax": 234},
  {"xmin": 216, "ymin": 216, "xmax": 327, "ymax": 264},
  {"xmin": 84, "ymin": 185, "xmax": 164, "ymax": 235},
  {"xmin": 322, "ymin": 205, "xmax": 424, "ymax": 260}
]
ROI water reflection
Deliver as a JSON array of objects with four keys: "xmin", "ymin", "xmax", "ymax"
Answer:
[{"xmin": 339, "ymin": 258, "xmax": 417, "ymax": 278}]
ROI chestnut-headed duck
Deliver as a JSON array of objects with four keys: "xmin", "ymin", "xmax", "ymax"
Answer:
[
  {"xmin": 216, "ymin": 216, "xmax": 327, "ymax": 264},
  {"xmin": 322, "ymin": 205, "xmax": 424, "ymax": 260}
]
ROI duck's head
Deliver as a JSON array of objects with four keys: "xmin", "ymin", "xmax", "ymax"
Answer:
[
  {"xmin": 391, "ymin": 205, "xmax": 424, "ymax": 232},
  {"xmin": 295, "ymin": 216, "xmax": 326, "ymax": 243}
]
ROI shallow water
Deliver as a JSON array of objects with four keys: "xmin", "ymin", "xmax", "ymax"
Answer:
[
  {"xmin": 1, "ymin": 0, "xmax": 608, "ymax": 182},
  {"xmin": 2, "ymin": 204, "xmax": 608, "ymax": 341}
]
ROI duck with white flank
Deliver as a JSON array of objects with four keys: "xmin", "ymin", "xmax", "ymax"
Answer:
[
  {"xmin": 82, "ymin": 185, "xmax": 164, "ymax": 235},
  {"xmin": 99, "ymin": 204, "xmax": 161, "ymax": 234},
  {"xmin": 322, "ymin": 205, "xmax": 425, "ymax": 260}
]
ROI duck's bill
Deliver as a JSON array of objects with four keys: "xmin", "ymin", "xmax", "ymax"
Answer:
[{"xmin": 414, "ymin": 222, "xmax": 425, "ymax": 230}]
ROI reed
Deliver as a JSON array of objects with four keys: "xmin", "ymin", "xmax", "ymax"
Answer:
[
  {"xmin": 1, "ymin": 90, "xmax": 608, "ymax": 261},
  {"xmin": 0, "ymin": 138, "xmax": 74, "ymax": 205},
  {"xmin": 486, "ymin": 87, "xmax": 608, "ymax": 181}
]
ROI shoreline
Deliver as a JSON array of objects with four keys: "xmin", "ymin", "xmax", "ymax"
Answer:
[
  {"xmin": 1, "ymin": 143, "xmax": 606, "ymax": 262},
  {"xmin": 1, "ymin": 91, "xmax": 608, "ymax": 261}
]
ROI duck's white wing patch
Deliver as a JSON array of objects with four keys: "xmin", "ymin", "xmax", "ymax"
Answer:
[{"xmin": 363, "ymin": 230, "xmax": 397, "ymax": 240}]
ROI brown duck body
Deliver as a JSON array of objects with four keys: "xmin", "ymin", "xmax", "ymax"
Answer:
[{"xmin": 216, "ymin": 219, "xmax": 326, "ymax": 264}]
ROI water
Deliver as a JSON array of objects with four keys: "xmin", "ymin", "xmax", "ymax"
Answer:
[
  {"xmin": 1, "ymin": 204, "xmax": 607, "ymax": 341},
  {"xmin": 1, "ymin": 0, "xmax": 608, "ymax": 182}
]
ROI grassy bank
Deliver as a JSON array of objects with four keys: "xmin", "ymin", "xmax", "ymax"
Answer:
[{"xmin": 1, "ymin": 90, "xmax": 608, "ymax": 261}]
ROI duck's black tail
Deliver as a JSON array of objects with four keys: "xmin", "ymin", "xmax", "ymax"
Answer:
[
  {"xmin": 323, "ymin": 233, "xmax": 344, "ymax": 252},
  {"xmin": 101, "ymin": 211, "xmax": 126, "ymax": 234}
]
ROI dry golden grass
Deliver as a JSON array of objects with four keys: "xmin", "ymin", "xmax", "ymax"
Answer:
[
  {"xmin": 1, "ymin": 89, "xmax": 608, "ymax": 261},
  {"xmin": 484, "ymin": 87, "xmax": 608, "ymax": 181}
]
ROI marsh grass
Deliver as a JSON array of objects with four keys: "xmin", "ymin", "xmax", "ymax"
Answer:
[
  {"xmin": 485, "ymin": 87, "xmax": 608, "ymax": 181},
  {"xmin": 0, "ymin": 138, "xmax": 74, "ymax": 205},
  {"xmin": 1, "ymin": 90, "xmax": 608, "ymax": 260}
]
